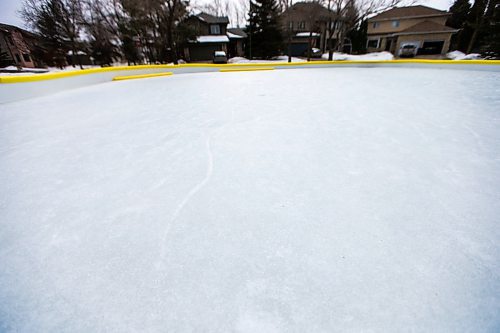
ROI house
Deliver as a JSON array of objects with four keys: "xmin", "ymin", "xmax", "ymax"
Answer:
[
  {"xmin": 0, "ymin": 23, "xmax": 37, "ymax": 68},
  {"xmin": 185, "ymin": 13, "xmax": 230, "ymax": 62},
  {"xmin": 367, "ymin": 5, "xmax": 459, "ymax": 57},
  {"xmin": 227, "ymin": 28, "xmax": 247, "ymax": 58},
  {"xmin": 279, "ymin": 2, "xmax": 342, "ymax": 56}
]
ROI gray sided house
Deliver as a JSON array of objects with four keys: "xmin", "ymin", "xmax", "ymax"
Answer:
[
  {"xmin": 185, "ymin": 13, "xmax": 230, "ymax": 62},
  {"xmin": 279, "ymin": 2, "xmax": 342, "ymax": 57}
]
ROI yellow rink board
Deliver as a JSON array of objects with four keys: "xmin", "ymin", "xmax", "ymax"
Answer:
[
  {"xmin": 112, "ymin": 72, "xmax": 173, "ymax": 81},
  {"xmin": 220, "ymin": 67, "xmax": 275, "ymax": 72},
  {"xmin": 0, "ymin": 59, "xmax": 499, "ymax": 84}
]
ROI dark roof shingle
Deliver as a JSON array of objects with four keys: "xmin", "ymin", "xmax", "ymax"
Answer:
[
  {"xmin": 397, "ymin": 20, "xmax": 458, "ymax": 34},
  {"xmin": 197, "ymin": 12, "xmax": 229, "ymax": 24},
  {"xmin": 227, "ymin": 28, "xmax": 247, "ymax": 38}
]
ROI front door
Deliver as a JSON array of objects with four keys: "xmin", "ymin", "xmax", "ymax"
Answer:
[{"xmin": 385, "ymin": 39, "xmax": 392, "ymax": 52}]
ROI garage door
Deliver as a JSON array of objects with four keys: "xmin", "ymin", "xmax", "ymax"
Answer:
[
  {"xmin": 189, "ymin": 44, "xmax": 222, "ymax": 61},
  {"xmin": 291, "ymin": 43, "xmax": 309, "ymax": 57},
  {"xmin": 417, "ymin": 41, "xmax": 445, "ymax": 55}
]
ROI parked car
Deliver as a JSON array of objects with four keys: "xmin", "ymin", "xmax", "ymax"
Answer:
[
  {"xmin": 213, "ymin": 51, "xmax": 228, "ymax": 64},
  {"xmin": 303, "ymin": 48, "xmax": 322, "ymax": 58},
  {"xmin": 400, "ymin": 45, "xmax": 417, "ymax": 58}
]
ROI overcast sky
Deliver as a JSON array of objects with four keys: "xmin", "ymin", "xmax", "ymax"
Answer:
[{"xmin": 1, "ymin": 0, "xmax": 455, "ymax": 29}]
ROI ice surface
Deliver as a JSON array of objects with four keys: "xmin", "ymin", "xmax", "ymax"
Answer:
[{"xmin": 1, "ymin": 68, "xmax": 499, "ymax": 332}]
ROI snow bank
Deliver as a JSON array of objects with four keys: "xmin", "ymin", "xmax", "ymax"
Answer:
[
  {"xmin": 0, "ymin": 66, "xmax": 49, "ymax": 74},
  {"xmin": 0, "ymin": 65, "xmax": 103, "ymax": 76},
  {"xmin": 228, "ymin": 56, "xmax": 306, "ymax": 64},
  {"xmin": 1, "ymin": 68, "xmax": 499, "ymax": 331},
  {"xmin": 321, "ymin": 51, "xmax": 394, "ymax": 61},
  {"xmin": 446, "ymin": 50, "xmax": 482, "ymax": 60}
]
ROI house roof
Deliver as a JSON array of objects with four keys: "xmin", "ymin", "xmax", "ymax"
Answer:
[
  {"xmin": 370, "ymin": 5, "xmax": 449, "ymax": 21},
  {"xmin": 197, "ymin": 12, "xmax": 229, "ymax": 24},
  {"xmin": 227, "ymin": 28, "xmax": 247, "ymax": 39},
  {"xmin": 396, "ymin": 20, "xmax": 458, "ymax": 35},
  {"xmin": 283, "ymin": 2, "xmax": 337, "ymax": 20},
  {"xmin": 0, "ymin": 23, "xmax": 37, "ymax": 37}
]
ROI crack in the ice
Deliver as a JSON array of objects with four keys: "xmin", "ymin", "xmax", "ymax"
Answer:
[
  {"xmin": 156, "ymin": 109, "xmax": 235, "ymax": 269},
  {"xmin": 155, "ymin": 108, "xmax": 280, "ymax": 270}
]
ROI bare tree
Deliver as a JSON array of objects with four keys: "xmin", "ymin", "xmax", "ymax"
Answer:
[
  {"xmin": 22, "ymin": 0, "xmax": 85, "ymax": 68},
  {"xmin": 324, "ymin": 0, "xmax": 415, "ymax": 60}
]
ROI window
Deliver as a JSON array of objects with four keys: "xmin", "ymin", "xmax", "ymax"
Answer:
[
  {"xmin": 15, "ymin": 54, "xmax": 21, "ymax": 62},
  {"xmin": 367, "ymin": 39, "xmax": 379, "ymax": 48},
  {"xmin": 372, "ymin": 22, "xmax": 379, "ymax": 29},
  {"xmin": 392, "ymin": 20, "xmax": 400, "ymax": 28},
  {"xmin": 210, "ymin": 24, "xmax": 220, "ymax": 35},
  {"xmin": 23, "ymin": 54, "xmax": 31, "ymax": 62},
  {"xmin": 298, "ymin": 21, "xmax": 306, "ymax": 30}
]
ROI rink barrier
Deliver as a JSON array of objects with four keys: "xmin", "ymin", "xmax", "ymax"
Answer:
[
  {"xmin": 1, "ymin": 59, "xmax": 499, "ymax": 104},
  {"xmin": 112, "ymin": 72, "xmax": 173, "ymax": 81}
]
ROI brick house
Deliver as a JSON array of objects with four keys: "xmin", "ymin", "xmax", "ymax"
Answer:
[
  {"xmin": 367, "ymin": 6, "xmax": 459, "ymax": 57},
  {"xmin": 0, "ymin": 23, "xmax": 37, "ymax": 68}
]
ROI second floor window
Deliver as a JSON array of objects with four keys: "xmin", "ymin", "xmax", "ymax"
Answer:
[
  {"xmin": 372, "ymin": 22, "xmax": 379, "ymax": 29},
  {"xmin": 392, "ymin": 20, "xmax": 400, "ymax": 28},
  {"xmin": 298, "ymin": 21, "xmax": 306, "ymax": 30},
  {"xmin": 210, "ymin": 25, "xmax": 221, "ymax": 35}
]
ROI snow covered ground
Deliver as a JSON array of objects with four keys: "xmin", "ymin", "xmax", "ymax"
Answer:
[
  {"xmin": 228, "ymin": 56, "xmax": 306, "ymax": 63},
  {"xmin": 321, "ymin": 51, "xmax": 394, "ymax": 61},
  {"xmin": 1, "ymin": 67, "xmax": 499, "ymax": 332},
  {"xmin": 446, "ymin": 50, "xmax": 483, "ymax": 60},
  {"xmin": 0, "ymin": 65, "xmax": 101, "ymax": 76}
]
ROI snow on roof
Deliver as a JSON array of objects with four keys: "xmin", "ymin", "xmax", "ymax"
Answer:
[
  {"xmin": 195, "ymin": 35, "xmax": 230, "ymax": 43},
  {"xmin": 227, "ymin": 32, "xmax": 244, "ymax": 39},
  {"xmin": 296, "ymin": 32, "xmax": 320, "ymax": 37},
  {"xmin": 227, "ymin": 28, "xmax": 248, "ymax": 38}
]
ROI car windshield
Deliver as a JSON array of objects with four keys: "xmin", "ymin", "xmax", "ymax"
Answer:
[{"xmin": 214, "ymin": 51, "xmax": 226, "ymax": 57}]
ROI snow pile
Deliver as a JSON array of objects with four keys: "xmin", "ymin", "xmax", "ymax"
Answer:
[
  {"xmin": 0, "ymin": 66, "xmax": 49, "ymax": 75},
  {"xmin": 0, "ymin": 68, "xmax": 499, "ymax": 331},
  {"xmin": 228, "ymin": 56, "xmax": 305, "ymax": 63},
  {"xmin": 322, "ymin": 51, "xmax": 394, "ymax": 61},
  {"xmin": 446, "ymin": 50, "xmax": 482, "ymax": 60},
  {"xmin": 0, "ymin": 65, "xmax": 20, "ymax": 71}
]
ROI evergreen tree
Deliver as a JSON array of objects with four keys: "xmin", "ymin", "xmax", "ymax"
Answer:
[
  {"xmin": 247, "ymin": 0, "xmax": 283, "ymax": 59},
  {"xmin": 348, "ymin": 20, "xmax": 367, "ymax": 54},
  {"xmin": 447, "ymin": 0, "xmax": 472, "ymax": 51},
  {"xmin": 479, "ymin": 0, "xmax": 499, "ymax": 58},
  {"xmin": 447, "ymin": 0, "xmax": 472, "ymax": 28}
]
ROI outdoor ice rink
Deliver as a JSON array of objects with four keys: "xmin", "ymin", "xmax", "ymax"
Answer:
[{"xmin": 1, "ymin": 67, "xmax": 499, "ymax": 332}]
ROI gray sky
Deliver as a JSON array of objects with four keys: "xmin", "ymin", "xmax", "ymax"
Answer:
[{"xmin": 1, "ymin": 0, "xmax": 455, "ymax": 30}]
